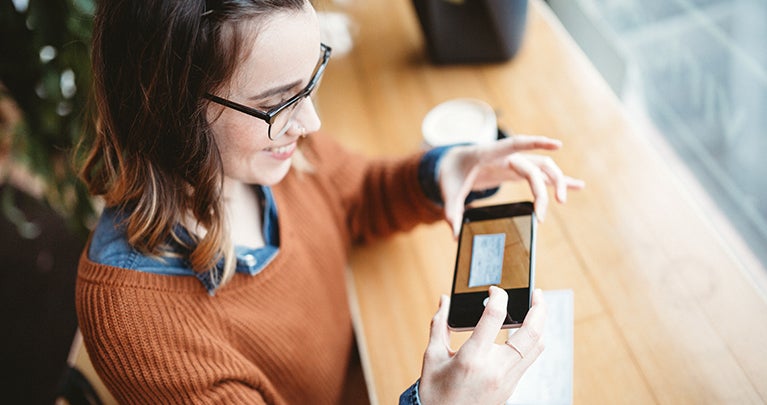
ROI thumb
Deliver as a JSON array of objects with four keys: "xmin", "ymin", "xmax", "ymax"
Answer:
[
  {"xmin": 444, "ymin": 202, "xmax": 464, "ymax": 239},
  {"xmin": 442, "ymin": 172, "xmax": 475, "ymax": 238}
]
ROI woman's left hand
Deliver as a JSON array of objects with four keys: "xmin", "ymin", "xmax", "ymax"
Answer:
[{"xmin": 438, "ymin": 135, "xmax": 585, "ymax": 236}]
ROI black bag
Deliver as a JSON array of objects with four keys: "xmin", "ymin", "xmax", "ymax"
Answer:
[{"xmin": 412, "ymin": 0, "xmax": 528, "ymax": 64}]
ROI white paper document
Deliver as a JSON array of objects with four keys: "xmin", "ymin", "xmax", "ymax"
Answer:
[
  {"xmin": 468, "ymin": 233, "xmax": 506, "ymax": 288},
  {"xmin": 507, "ymin": 289, "xmax": 574, "ymax": 405}
]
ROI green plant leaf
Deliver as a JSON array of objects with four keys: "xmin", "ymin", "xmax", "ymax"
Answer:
[{"xmin": 71, "ymin": 0, "xmax": 95, "ymax": 16}]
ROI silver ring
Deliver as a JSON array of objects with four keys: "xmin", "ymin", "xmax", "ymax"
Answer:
[{"xmin": 505, "ymin": 339, "xmax": 524, "ymax": 359}]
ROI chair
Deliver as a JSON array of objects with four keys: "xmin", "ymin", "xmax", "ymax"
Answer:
[{"xmin": 56, "ymin": 329, "xmax": 118, "ymax": 405}]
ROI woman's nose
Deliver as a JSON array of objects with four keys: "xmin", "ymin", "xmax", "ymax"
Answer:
[{"xmin": 288, "ymin": 97, "xmax": 322, "ymax": 136}]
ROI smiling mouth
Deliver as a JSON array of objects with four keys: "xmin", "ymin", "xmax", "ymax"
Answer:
[
  {"xmin": 265, "ymin": 144, "xmax": 294, "ymax": 154},
  {"xmin": 263, "ymin": 141, "xmax": 297, "ymax": 160}
]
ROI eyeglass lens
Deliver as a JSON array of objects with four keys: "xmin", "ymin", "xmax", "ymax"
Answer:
[{"xmin": 269, "ymin": 84, "xmax": 319, "ymax": 140}]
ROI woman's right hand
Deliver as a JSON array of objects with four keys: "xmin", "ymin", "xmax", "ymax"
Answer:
[{"xmin": 418, "ymin": 286, "xmax": 546, "ymax": 405}]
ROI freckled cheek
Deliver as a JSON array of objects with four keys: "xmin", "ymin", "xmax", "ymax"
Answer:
[
  {"xmin": 213, "ymin": 119, "xmax": 271, "ymax": 157},
  {"xmin": 219, "ymin": 135, "xmax": 268, "ymax": 166},
  {"xmin": 216, "ymin": 135, "xmax": 262, "ymax": 179}
]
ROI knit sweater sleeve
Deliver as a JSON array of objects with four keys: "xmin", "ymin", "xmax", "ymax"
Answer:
[{"xmin": 301, "ymin": 133, "xmax": 445, "ymax": 244}]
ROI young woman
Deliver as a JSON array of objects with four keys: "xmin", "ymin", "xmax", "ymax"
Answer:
[{"xmin": 76, "ymin": 0, "xmax": 584, "ymax": 403}]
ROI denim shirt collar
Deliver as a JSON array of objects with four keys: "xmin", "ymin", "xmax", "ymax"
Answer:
[
  {"xmin": 192, "ymin": 185, "xmax": 280, "ymax": 294},
  {"xmin": 89, "ymin": 185, "xmax": 281, "ymax": 295}
]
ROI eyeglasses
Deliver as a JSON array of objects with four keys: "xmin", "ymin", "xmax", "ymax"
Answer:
[{"xmin": 205, "ymin": 43, "xmax": 332, "ymax": 140}]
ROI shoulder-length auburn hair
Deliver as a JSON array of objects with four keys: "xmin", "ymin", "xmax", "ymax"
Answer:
[{"xmin": 79, "ymin": 0, "xmax": 307, "ymax": 286}]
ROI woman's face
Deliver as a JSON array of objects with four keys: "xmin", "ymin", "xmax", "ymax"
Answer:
[{"xmin": 207, "ymin": 3, "xmax": 322, "ymax": 186}]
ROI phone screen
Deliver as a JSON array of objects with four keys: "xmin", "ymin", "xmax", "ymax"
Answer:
[{"xmin": 448, "ymin": 202, "xmax": 536, "ymax": 330}]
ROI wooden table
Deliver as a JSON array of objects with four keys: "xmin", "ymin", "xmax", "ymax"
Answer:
[{"xmin": 318, "ymin": 0, "xmax": 767, "ymax": 403}]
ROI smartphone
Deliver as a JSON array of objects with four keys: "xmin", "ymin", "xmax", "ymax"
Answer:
[{"xmin": 448, "ymin": 202, "xmax": 536, "ymax": 331}]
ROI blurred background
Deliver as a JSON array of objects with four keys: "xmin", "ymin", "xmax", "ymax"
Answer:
[
  {"xmin": 1, "ymin": 0, "xmax": 94, "ymax": 403},
  {"xmin": 549, "ymin": 0, "xmax": 767, "ymax": 267},
  {"xmin": 0, "ymin": 0, "xmax": 764, "ymax": 403}
]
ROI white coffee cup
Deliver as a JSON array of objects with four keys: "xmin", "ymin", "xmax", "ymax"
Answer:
[{"xmin": 422, "ymin": 98, "xmax": 497, "ymax": 147}]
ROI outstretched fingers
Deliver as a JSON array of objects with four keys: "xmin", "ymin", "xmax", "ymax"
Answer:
[
  {"xmin": 478, "ymin": 135, "xmax": 562, "ymax": 162},
  {"xmin": 528, "ymin": 155, "xmax": 585, "ymax": 204},
  {"xmin": 507, "ymin": 155, "xmax": 550, "ymax": 221}
]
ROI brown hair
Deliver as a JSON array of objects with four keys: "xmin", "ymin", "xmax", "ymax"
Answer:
[{"xmin": 79, "ymin": 0, "xmax": 307, "ymax": 285}]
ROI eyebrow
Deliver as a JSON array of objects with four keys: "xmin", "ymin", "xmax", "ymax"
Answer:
[{"xmin": 248, "ymin": 79, "xmax": 303, "ymax": 101}]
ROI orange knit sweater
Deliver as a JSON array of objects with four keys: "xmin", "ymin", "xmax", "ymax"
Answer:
[{"xmin": 76, "ymin": 134, "xmax": 444, "ymax": 404}]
